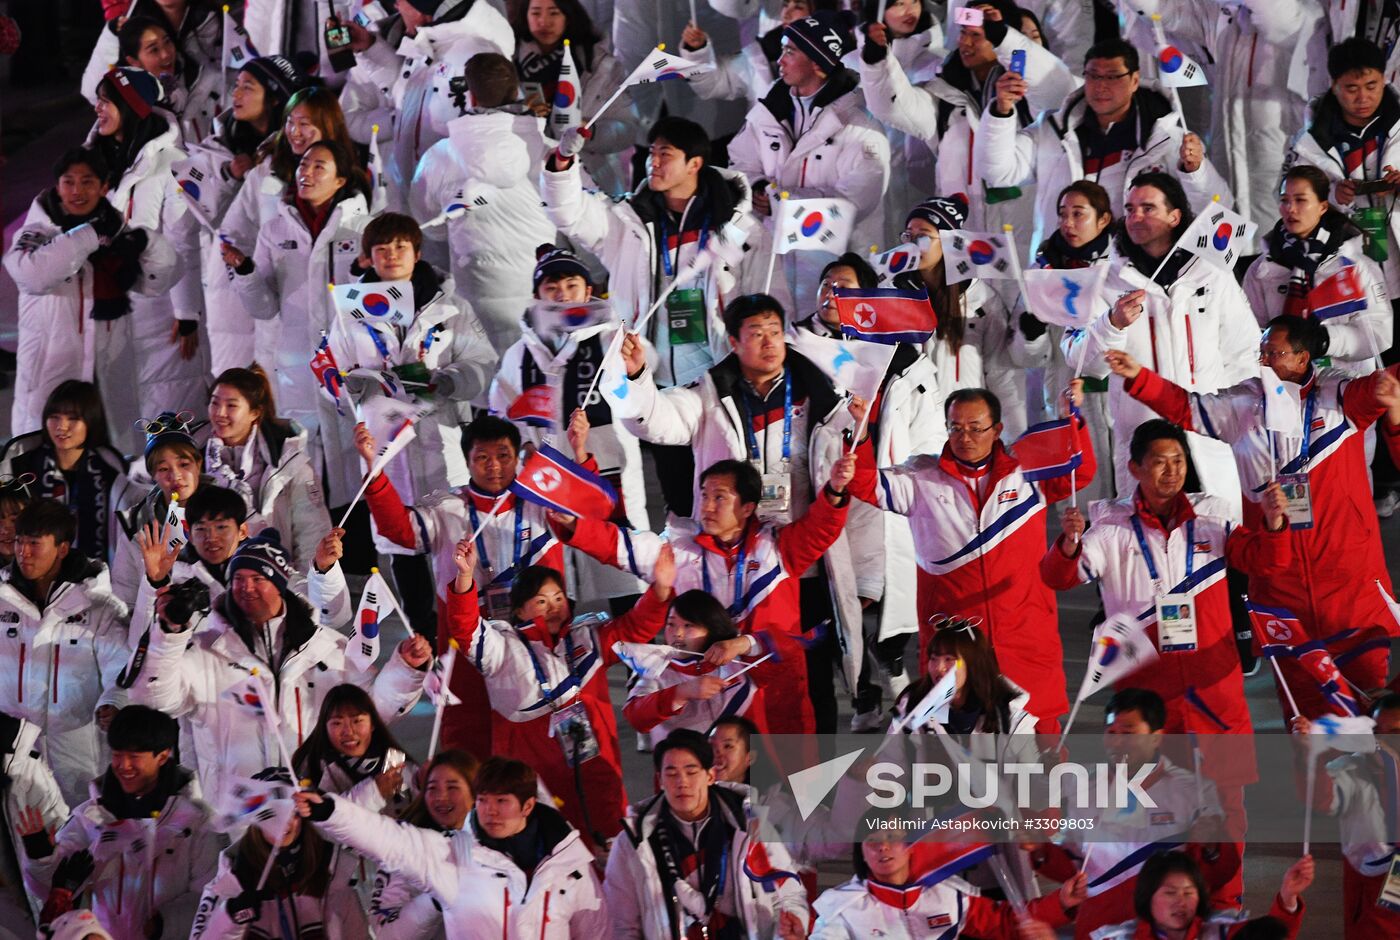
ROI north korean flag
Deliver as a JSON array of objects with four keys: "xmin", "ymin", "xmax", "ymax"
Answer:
[
  {"xmin": 1012, "ymin": 417, "xmax": 1083, "ymax": 481},
  {"xmin": 1308, "ymin": 263, "xmax": 1368, "ymax": 322},
  {"xmin": 506, "ymin": 385, "xmax": 555, "ymax": 428},
  {"xmin": 833, "ymin": 287, "xmax": 937, "ymax": 345},
  {"xmin": 509, "ymin": 444, "xmax": 618, "ymax": 520}
]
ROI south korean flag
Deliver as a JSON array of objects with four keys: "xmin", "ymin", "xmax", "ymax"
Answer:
[
  {"xmin": 1176, "ymin": 200, "xmax": 1257, "ymax": 273},
  {"xmin": 331, "ymin": 280, "xmax": 416, "ymax": 327}
]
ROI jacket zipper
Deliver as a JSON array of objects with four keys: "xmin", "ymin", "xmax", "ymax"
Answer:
[
  {"xmin": 78, "ymin": 271, "xmax": 85, "ymax": 334},
  {"xmin": 51, "ymin": 645, "xmax": 59, "ymax": 703},
  {"xmin": 540, "ymin": 891, "xmax": 550, "ymax": 938},
  {"xmin": 295, "ymin": 687, "xmax": 304, "ymax": 745},
  {"xmin": 502, "ymin": 887, "xmax": 511, "ymax": 939},
  {"xmin": 16, "ymin": 643, "xmax": 23, "ymax": 704}
]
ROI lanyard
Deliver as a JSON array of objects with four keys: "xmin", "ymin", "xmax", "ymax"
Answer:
[
  {"xmin": 419, "ymin": 324, "xmax": 440, "ymax": 361},
  {"xmin": 739, "ymin": 371, "xmax": 792, "ymax": 464},
  {"xmin": 467, "ymin": 498, "xmax": 525, "ymax": 580},
  {"xmin": 362, "ymin": 322, "xmax": 391, "ymax": 364},
  {"xmin": 1268, "ymin": 382, "xmax": 1318, "ymax": 472},
  {"xmin": 657, "ymin": 210, "xmax": 710, "ymax": 279},
  {"xmin": 521, "ymin": 621, "xmax": 580, "ymax": 711},
  {"xmin": 702, "ymin": 541, "xmax": 748, "ymax": 617},
  {"xmin": 1130, "ymin": 515, "xmax": 1194, "ymax": 591}
]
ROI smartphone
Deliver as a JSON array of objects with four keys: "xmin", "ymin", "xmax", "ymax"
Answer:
[
  {"xmin": 325, "ymin": 18, "xmax": 356, "ymax": 72},
  {"xmin": 1010, "ymin": 48, "xmax": 1026, "ymax": 76},
  {"xmin": 955, "ymin": 6, "xmax": 985, "ymax": 27},
  {"xmin": 1353, "ymin": 179, "xmax": 1395, "ymax": 196}
]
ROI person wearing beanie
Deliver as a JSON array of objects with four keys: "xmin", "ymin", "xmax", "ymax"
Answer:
[
  {"xmin": 86, "ymin": 67, "xmax": 210, "ymax": 459},
  {"xmin": 787, "ymin": 251, "xmax": 942, "ymax": 730},
  {"xmin": 116, "ymin": 14, "xmax": 223, "ymax": 144},
  {"xmin": 130, "ymin": 523, "xmax": 431, "ymax": 806},
  {"xmin": 728, "ymin": 10, "xmax": 892, "ymax": 308},
  {"xmin": 175, "ymin": 53, "xmax": 313, "ymax": 374},
  {"xmin": 410, "ymin": 50, "xmax": 560, "ymax": 354},
  {"xmin": 532, "ymin": 244, "xmax": 593, "ymax": 299},
  {"xmin": 885, "ymin": 193, "xmax": 1024, "ymax": 437},
  {"xmin": 32, "ymin": 705, "xmax": 219, "ymax": 940},
  {"xmin": 108, "ymin": 412, "xmax": 210, "ymax": 607}
]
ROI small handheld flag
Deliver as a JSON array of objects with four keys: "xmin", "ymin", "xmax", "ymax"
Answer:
[
  {"xmin": 868, "ymin": 243, "xmax": 922, "ymax": 284},
  {"xmin": 1156, "ymin": 43, "xmax": 1207, "ymax": 87},
  {"xmin": 939, "ymin": 229, "xmax": 1017, "ymax": 283},
  {"xmin": 898, "ymin": 665, "xmax": 958, "ymax": 732},
  {"xmin": 427, "ymin": 641, "xmax": 460, "ymax": 760},
  {"xmin": 775, "ymin": 197, "xmax": 855, "ymax": 255},
  {"xmin": 510, "ymin": 444, "xmax": 618, "ymax": 520},
  {"xmin": 505, "ymin": 385, "xmax": 557, "ymax": 428},
  {"xmin": 1309, "ymin": 263, "xmax": 1369, "ymax": 322},
  {"xmin": 1078, "ymin": 613, "xmax": 1158, "ymax": 701},
  {"xmin": 423, "ymin": 647, "xmax": 463, "ymax": 707},
  {"xmin": 1260, "ymin": 364, "xmax": 1303, "ymax": 437},
  {"xmin": 549, "ymin": 39, "xmax": 583, "ymax": 137},
  {"xmin": 1012, "ymin": 417, "xmax": 1083, "ymax": 482},
  {"xmin": 367, "ymin": 124, "xmax": 387, "ymax": 211},
  {"xmin": 169, "ymin": 159, "xmax": 220, "ymax": 231},
  {"xmin": 310, "ymin": 333, "xmax": 349, "ymax": 416},
  {"xmin": 214, "ymin": 776, "xmax": 296, "ymax": 839},
  {"xmin": 331, "ymin": 280, "xmax": 416, "ymax": 327},
  {"xmin": 164, "ymin": 495, "xmax": 188, "ymax": 553},
  {"xmin": 1174, "ymin": 200, "xmax": 1257, "ymax": 273},
  {"xmin": 528, "ymin": 298, "xmax": 614, "ymax": 340},
  {"xmin": 833, "ymin": 287, "xmax": 937, "ymax": 345},
  {"xmin": 347, "ymin": 570, "xmax": 388, "ymax": 673},
  {"xmin": 1023, "ymin": 266, "xmax": 1107, "ymax": 329},
  {"xmin": 221, "ymin": 8, "xmax": 258, "ymax": 70},
  {"xmin": 1248, "ymin": 601, "xmax": 1361, "ymax": 716},
  {"xmin": 582, "ymin": 44, "xmax": 712, "ymax": 131}
]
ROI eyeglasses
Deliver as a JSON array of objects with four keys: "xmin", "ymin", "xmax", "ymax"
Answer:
[
  {"xmin": 1259, "ymin": 348, "xmax": 1301, "ymax": 363},
  {"xmin": 899, "ymin": 230, "xmax": 920, "ymax": 243},
  {"xmin": 1083, "ymin": 70, "xmax": 1134, "ymax": 83},
  {"xmin": 946, "ymin": 424, "xmax": 996, "ymax": 437}
]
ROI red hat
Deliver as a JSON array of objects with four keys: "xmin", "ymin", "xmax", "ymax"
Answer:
[
  {"xmin": 101, "ymin": 0, "xmax": 131, "ymax": 20},
  {"xmin": 103, "ymin": 66, "xmax": 164, "ymax": 119}
]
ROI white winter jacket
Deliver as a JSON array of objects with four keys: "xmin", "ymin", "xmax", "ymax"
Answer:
[
  {"xmin": 603, "ymin": 783, "xmax": 809, "ymax": 940},
  {"xmin": 410, "ymin": 109, "xmax": 559, "ymax": 354},
  {"xmin": 727, "ymin": 69, "xmax": 891, "ymax": 303},
  {"xmin": 330, "ymin": 269, "xmax": 498, "ymax": 504},
  {"xmin": 314, "ymin": 796, "xmax": 609, "ymax": 939},
  {"xmin": 87, "ymin": 116, "xmax": 211, "ymax": 451},
  {"xmin": 789, "ymin": 319, "xmax": 943, "ymax": 642},
  {"xmin": 976, "ymin": 87, "xmax": 1234, "ymax": 253},
  {"xmin": 1243, "ymin": 230, "xmax": 1391, "ymax": 372},
  {"xmin": 36, "ymin": 767, "xmax": 220, "ymax": 940},
  {"xmin": 540, "ymin": 161, "xmax": 759, "ymax": 388},
  {"xmin": 1066, "ymin": 247, "xmax": 1262, "ymax": 490},
  {"xmin": 203, "ymin": 421, "xmax": 335, "ymax": 573},
  {"xmin": 2, "ymin": 192, "xmax": 178, "ymax": 438},
  {"xmin": 0, "ymin": 560, "xmax": 129, "ymax": 804},
  {"xmin": 0, "ymin": 717, "xmax": 68, "ymax": 921},
  {"xmin": 230, "ymin": 191, "xmax": 370, "ymax": 505},
  {"xmin": 128, "ymin": 591, "xmax": 423, "ymax": 804}
]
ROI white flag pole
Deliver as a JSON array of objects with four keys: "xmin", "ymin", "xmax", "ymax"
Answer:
[
  {"xmin": 764, "ymin": 190, "xmax": 786, "ymax": 294},
  {"xmin": 1055, "ymin": 697, "xmax": 1084, "ymax": 752},
  {"xmin": 1269, "ymin": 656, "xmax": 1303, "ymax": 719},
  {"xmin": 255, "ymin": 815, "xmax": 297, "ymax": 892},
  {"xmin": 688, "ymin": 0, "xmax": 698, "ymax": 27},
  {"xmin": 427, "ymin": 641, "xmax": 459, "ymax": 760},
  {"xmin": 585, "ymin": 45, "xmax": 671, "ymax": 132},
  {"xmin": 220, "ymin": 5, "xmax": 230, "ymax": 103},
  {"xmin": 1303, "ymin": 751, "xmax": 1316, "ymax": 855},
  {"xmin": 1002, "ymin": 223, "xmax": 1029, "ymax": 310},
  {"xmin": 337, "ymin": 473, "xmax": 377, "ymax": 529}
]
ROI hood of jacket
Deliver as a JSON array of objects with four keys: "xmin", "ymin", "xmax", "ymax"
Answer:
[
  {"xmin": 212, "ymin": 582, "xmax": 319, "ymax": 661},
  {"xmin": 3, "ymin": 552, "xmax": 109, "ymax": 608},
  {"xmin": 444, "ymin": 107, "xmax": 541, "ymax": 189},
  {"xmin": 1307, "ymin": 85, "xmax": 1400, "ymax": 154},
  {"xmin": 95, "ymin": 761, "xmax": 196, "ymax": 819},
  {"xmin": 1050, "ymin": 86, "xmax": 1177, "ymax": 149}
]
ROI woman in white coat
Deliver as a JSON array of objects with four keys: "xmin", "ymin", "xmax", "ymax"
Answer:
[
  {"xmin": 222, "ymin": 139, "xmax": 372, "ymax": 509},
  {"xmin": 219, "ymin": 86, "xmax": 361, "ymax": 375},
  {"xmin": 89, "ymin": 67, "xmax": 208, "ymax": 453},
  {"xmin": 114, "ymin": 13, "xmax": 222, "ymax": 144},
  {"xmin": 205, "ymin": 365, "xmax": 333, "ymax": 573},
  {"xmin": 509, "ymin": 0, "xmax": 638, "ymax": 197},
  {"xmin": 81, "ymin": 0, "xmax": 220, "ymax": 121},
  {"xmin": 174, "ymin": 55, "xmax": 311, "ymax": 373},
  {"xmin": 2, "ymin": 146, "xmax": 177, "ymax": 441},
  {"xmin": 1244, "ymin": 164, "xmax": 1391, "ymax": 374}
]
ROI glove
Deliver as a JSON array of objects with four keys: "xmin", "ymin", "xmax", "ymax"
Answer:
[
  {"xmin": 982, "ymin": 14, "xmax": 1008, "ymax": 46},
  {"xmin": 227, "ymin": 888, "xmax": 269, "ymax": 925},
  {"xmin": 1315, "ymin": 324, "xmax": 1331, "ymax": 359},
  {"xmin": 113, "ymin": 228, "xmax": 149, "ymax": 255},
  {"xmin": 860, "ymin": 28, "xmax": 888, "ymax": 64},
  {"xmin": 557, "ymin": 125, "xmax": 592, "ymax": 160},
  {"xmin": 89, "ymin": 209, "xmax": 123, "ymax": 242},
  {"xmin": 429, "ymin": 369, "xmax": 459, "ymax": 400},
  {"xmin": 52, "ymin": 849, "xmax": 94, "ymax": 893},
  {"xmin": 1019, "ymin": 311, "xmax": 1048, "ymax": 341},
  {"xmin": 308, "ymin": 791, "xmax": 335, "ymax": 821}
]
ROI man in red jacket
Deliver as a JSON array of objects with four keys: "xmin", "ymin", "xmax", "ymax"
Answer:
[
  {"xmin": 849, "ymin": 387, "xmax": 1095, "ymax": 731},
  {"xmin": 1105, "ymin": 314, "xmax": 1400, "ymax": 718}
]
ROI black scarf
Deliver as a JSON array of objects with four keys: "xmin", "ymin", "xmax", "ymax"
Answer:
[
  {"xmin": 1034, "ymin": 227, "xmax": 1113, "ymax": 270},
  {"xmin": 649, "ymin": 797, "xmax": 740, "ymax": 939},
  {"xmin": 1263, "ymin": 209, "xmax": 1361, "ymax": 315},
  {"xmin": 10, "ymin": 442, "xmax": 118, "ymax": 561},
  {"xmin": 38, "ymin": 187, "xmax": 145, "ymax": 322},
  {"xmin": 470, "ymin": 804, "xmax": 575, "ymax": 880},
  {"xmin": 520, "ymin": 332, "xmax": 613, "ymax": 428},
  {"xmin": 7, "ymin": 553, "xmax": 100, "ymax": 610},
  {"xmin": 99, "ymin": 762, "xmax": 190, "ymax": 820},
  {"xmin": 517, "ymin": 42, "xmax": 565, "ymax": 91},
  {"xmin": 330, "ymin": 744, "xmax": 391, "ymax": 785},
  {"xmin": 1115, "ymin": 223, "xmax": 1194, "ymax": 289}
]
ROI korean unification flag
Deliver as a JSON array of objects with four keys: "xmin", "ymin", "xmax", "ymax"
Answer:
[
  {"xmin": 333, "ymin": 280, "xmax": 415, "ymax": 327},
  {"xmin": 1157, "ymin": 43, "xmax": 1207, "ymax": 88},
  {"xmin": 1259, "ymin": 364, "xmax": 1303, "ymax": 436},
  {"xmin": 1023, "ymin": 266, "xmax": 1106, "ymax": 329},
  {"xmin": 776, "ymin": 197, "xmax": 855, "ymax": 255},
  {"xmin": 823, "ymin": 337, "xmax": 898, "ymax": 406},
  {"xmin": 1076, "ymin": 613, "xmax": 1158, "ymax": 702},
  {"xmin": 869, "ymin": 243, "xmax": 923, "ymax": 285},
  {"xmin": 222, "ymin": 9, "xmax": 258, "ymax": 70},
  {"xmin": 348, "ymin": 571, "xmax": 390, "ymax": 673},
  {"xmin": 622, "ymin": 46, "xmax": 713, "ymax": 85},
  {"xmin": 1177, "ymin": 202, "xmax": 1256, "ymax": 273},
  {"xmin": 939, "ymin": 230, "xmax": 1017, "ymax": 284},
  {"xmin": 169, "ymin": 158, "xmax": 220, "ymax": 231},
  {"xmin": 549, "ymin": 40, "xmax": 583, "ymax": 137}
]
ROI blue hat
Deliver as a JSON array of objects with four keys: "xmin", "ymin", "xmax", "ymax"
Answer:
[
  {"xmin": 227, "ymin": 530, "xmax": 297, "ymax": 595},
  {"xmin": 140, "ymin": 411, "xmax": 204, "ymax": 469},
  {"xmin": 783, "ymin": 13, "xmax": 854, "ymax": 74},
  {"xmin": 532, "ymin": 244, "xmax": 592, "ymax": 293}
]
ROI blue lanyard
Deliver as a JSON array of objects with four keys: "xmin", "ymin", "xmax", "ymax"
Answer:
[
  {"xmin": 1267, "ymin": 382, "xmax": 1318, "ymax": 472},
  {"xmin": 362, "ymin": 322, "xmax": 391, "ymax": 364},
  {"xmin": 702, "ymin": 541, "xmax": 748, "ymax": 617},
  {"xmin": 739, "ymin": 371, "xmax": 792, "ymax": 464},
  {"xmin": 467, "ymin": 497, "xmax": 525, "ymax": 580},
  {"xmin": 419, "ymin": 324, "xmax": 440, "ymax": 361},
  {"xmin": 1130, "ymin": 515, "xmax": 1194, "ymax": 588},
  {"xmin": 658, "ymin": 211, "xmax": 710, "ymax": 278},
  {"xmin": 521, "ymin": 622, "xmax": 580, "ymax": 708}
]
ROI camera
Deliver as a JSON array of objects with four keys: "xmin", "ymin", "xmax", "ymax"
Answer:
[
  {"xmin": 164, "ymin": 578, "xmax": 212, "ymax": 626},
  {"xmin": 448, "ymin": 74, "xmax": 469, "ymax": 114}
]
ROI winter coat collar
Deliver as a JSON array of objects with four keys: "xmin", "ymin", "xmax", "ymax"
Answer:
[
  {"xmin": 624, "ymin": 779, "xmax": 750, "ymax": 844},
  {"xmin": 757, "ymin": 66, "xmax": 861, "ymax": 127},
  {"xmin": 1050, "ymin": 87, "xmax": 1176, "ymax": 150},
  {"xmin": 96, "ymin": 762, "xmax": 195, "ymax": 820},
  {"xmin": 630, "ymin": 164, "xmax": 747, "ymax": 233},
  {"xmin": 708, "ymin": 345, "xmax": 841, "ymax": 425},
  {"xmin": 1308, "ymin": 85, "xmax": 1400, "ymax": 154},
  {"xmin": 4, "ymin": 552, "xmax": 107, "ymax": 610}
]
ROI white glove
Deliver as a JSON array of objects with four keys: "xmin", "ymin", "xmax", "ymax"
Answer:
[{"xmin": 557, "ymin": 125, "xmax": 592, "ymax": 159}]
